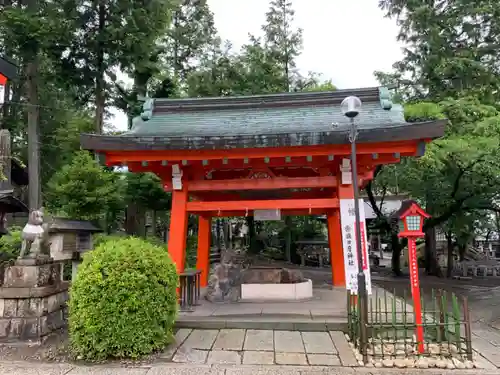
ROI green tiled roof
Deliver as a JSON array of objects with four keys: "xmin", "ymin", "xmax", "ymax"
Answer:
[
  {"xmin": 127, "ymin": 87, "xmax": 402, "ymax": 137},
  {"xmin": 129, "ymin": 102, "xmax": 405, "ymax": 137},
  {"xmin": 80, "ymin": 87, "xmax": 448, "ymax": 151}
]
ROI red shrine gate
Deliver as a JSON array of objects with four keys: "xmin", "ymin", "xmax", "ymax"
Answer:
[{"xmin": 81, "ymin": 87, "xmax": 446, "ymax": 288}]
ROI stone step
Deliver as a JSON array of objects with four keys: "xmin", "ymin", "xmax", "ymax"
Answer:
[{"xmin": 175, "ymin": 316, "xmax": 348, "ymax": 332}]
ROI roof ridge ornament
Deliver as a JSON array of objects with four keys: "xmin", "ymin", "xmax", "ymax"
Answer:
[
  {"xmin": 140, "ymin": 97, "xmax": 155, "ymax": 121},
  {"xmin": 378, "ymin": 87, "xmax": 393, "ymax": 110}
]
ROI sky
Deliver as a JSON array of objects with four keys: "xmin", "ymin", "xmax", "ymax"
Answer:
[{"xmin": 113, "ymin": 0, "xmax": 405, "ymax": 131}]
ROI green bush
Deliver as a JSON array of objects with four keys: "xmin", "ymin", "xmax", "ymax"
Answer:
[
  {"xmin": 69, "ymin": 237, "xmax": 178, "ymax": 360},
  {"xmin": 0, "ymin": 226, "xmax": 22, "ymax": 262}
]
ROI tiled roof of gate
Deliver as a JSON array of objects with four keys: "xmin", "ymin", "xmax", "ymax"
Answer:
[
  {"xmin": 128, "ymin": 87, "xmax": 401, "ymax": 137},
  {"xmin": 80, "ymin": 87, "xmax": 447, "ymax": 151}
]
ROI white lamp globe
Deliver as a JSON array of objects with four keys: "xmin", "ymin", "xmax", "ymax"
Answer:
[{"xmin": 341, "ymin": 96, "xmax": 362, "ymax": 118}]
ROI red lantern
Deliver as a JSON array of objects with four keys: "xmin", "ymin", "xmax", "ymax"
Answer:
[{"xmin": 396, "ymin": 201, "xmax": 430, "ymax": 238}]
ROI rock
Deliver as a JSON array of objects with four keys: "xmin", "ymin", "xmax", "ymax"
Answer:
[
  {"xmin": 427, "ymin": 357, "xmax": 437, "ymax": 368},
  {"xmin": 394, "ymin": 359, "xmax": 406, "ymax": 368},
  {"xmin": 241, "ymin": 267, "xmax": 282, "ymax": 283},
  {"xmin": 374, "ymin": 361, "xmax": 383, "ymax": 368},
  {"xmin": 395, "ymin": 349, "xmax": 405, "ymax": 357},
  {"xmin": 395, "ymin": 343, "xmax": 406, "ymax": 351},
  {"xmin": 344, "ymin": 333, "xmax": 350, "ymax": 341},
  {"xmin": 357, "ymin": 360, "xmax": 364, "ymax": 366},
  {"xmin": 280, "ymin": 268, "xmax": 304, "ymax": 283},
  {"xmin": 383, "ymin": 345, "xmax": 395, "ymax": 355},
  {"xmin": 416, "ymin": 358, "xmax": 429, "ymax": 369},
  {"xmin": 473, "ymin": 361, "xmax": 482, "ymax": 369},
  {"xmin": 355, "ymin": 353, "xmax": 363, "ymax": 361},
  {"xmin": 365, "ymin": 362, "xmax": 374, "ymax": 368},
  {"xmin": 428, "ymin": 343, "xmax": 441, "ymax": 355},
  {"xmin": 446, "ymin": 359, "xmax": 455, "ymax": 369},
  {"xmin": 464, "ymin": 360, "xmax": 474, "ymax": 369},
  {"xmin": 205, "ymin": 250, "xmax": 245, "ymax": 302},
  {"xmin": 436, "ymin": 359, "xmax": 447, "ymax": 368},
  {"xmin": 452, "ymin": 358, "xmax": 465, "ymax": 369},
  {"xmin": 382, "ymin": 359, "xmax": 394, "ymax": 368},
  {"xmin": 405, "ymin": 358, "xmax": 415, "ymax": 368}
]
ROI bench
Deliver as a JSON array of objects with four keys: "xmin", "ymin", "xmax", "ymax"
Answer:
[{"xmin": 179, "ymin": 269, "xmax": 202, "ymax": 311}]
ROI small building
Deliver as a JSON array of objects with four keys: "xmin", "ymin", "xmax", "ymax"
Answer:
[{"xmin": 46, "ymin": 217, "xmax": 102, "ymax": 280}]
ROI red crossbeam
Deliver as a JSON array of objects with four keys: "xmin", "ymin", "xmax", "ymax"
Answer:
[
  {"xmin": 186, "ymin": 198, "xmax": 339, "ymax": 212},
  {"xmin": 182, "ymin": 176, "xmax": 337, "ymax": 192}
]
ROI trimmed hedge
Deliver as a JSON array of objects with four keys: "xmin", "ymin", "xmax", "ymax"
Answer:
[{"xmin": 69, "ymin": 237, "xmax": 178, "ymax": 360}]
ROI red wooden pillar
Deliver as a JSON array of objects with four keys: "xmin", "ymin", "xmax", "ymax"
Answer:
[
  {"xmin": 327, "ymin": 209, "xmax": 345, "ymax": 286},
  {"xmin": 196, "ymin": 215, "xmax": 211, "ymax": 287},
  {"xmin": 168, "ymin": 186, "xmax": 188, "ymax": 274}
]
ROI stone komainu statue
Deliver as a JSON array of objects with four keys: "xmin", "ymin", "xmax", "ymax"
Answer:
[{"xmin": 18, "ymin": 209, "xmax": 49, "ymax": 259}]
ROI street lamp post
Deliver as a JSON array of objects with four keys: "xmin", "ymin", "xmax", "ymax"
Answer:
[{"xmin": 341, "ymin": 96, "xmax": 368, "ymax": 362}]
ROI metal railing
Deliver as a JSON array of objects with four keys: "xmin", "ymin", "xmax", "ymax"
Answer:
[{"xmin": 347, "ymin": 288, "xmax": 473, "ymax": 362}]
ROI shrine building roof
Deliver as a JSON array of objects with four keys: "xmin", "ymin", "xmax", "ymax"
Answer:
[{"xmin": 80, "ymin": 86, "xmax": 447, "ymax": 151}]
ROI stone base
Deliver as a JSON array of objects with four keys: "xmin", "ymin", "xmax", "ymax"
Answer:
[
  {"xmin": 0, "ymin": 260, "xmax": 68, "ymax": 342},
  {"xmin": 241, "ymin": 279, "xmax": 313, "ymax": 301},
  {"xmin": 15, "ymin": 254, "xmax": 53, "ymax": 267},
  {"xmin": 4, "ymin": 261, "xmax": 60, "ymax": 288}
]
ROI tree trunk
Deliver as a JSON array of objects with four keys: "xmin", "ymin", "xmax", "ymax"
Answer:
[
  {"xmin": 446, "ymin": 231, "xmax": 453, "ymax": 278},
  {"xmin": 424, "ymin": 226, "xmax": 441, "ymax": 276},
  {"xmin": 26, "ymin": 0, "xmax": 41, "ymax": 211},
  {"xmin": 390, "ymin": 232, "xmax": 402, "ymax": 276},
  {"xmin": 94, "ymin": 0, "xmax": 106, "ymax": 134},
  {"xmin": 246, "ymin": 216, "xmax": 259, "ymax": 254},
  {"xmin": 459, "ymin": 243, "xmax": 466, "ymax": 262}
]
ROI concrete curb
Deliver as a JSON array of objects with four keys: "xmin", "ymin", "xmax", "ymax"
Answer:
[{"xmin": 0, "ymin": 361, "xmax": 500, "ymax": 375}]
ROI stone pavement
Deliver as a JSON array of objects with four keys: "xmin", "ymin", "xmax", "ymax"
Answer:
[
  {"xmin": 2, "ymin": 361, "xmax": 500, "ymax": 375},
  {"xmin": 177, "ymin": 289, "xmax": 347, "ymax": 331},
  {"xmin": 161, "ymin": 329, "xmax": 357, "ymax": 367}
]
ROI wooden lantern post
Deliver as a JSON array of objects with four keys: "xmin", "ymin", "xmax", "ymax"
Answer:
[{"xmin": 394, "ymin": 200, "xmax": 430, "ymax": 354}]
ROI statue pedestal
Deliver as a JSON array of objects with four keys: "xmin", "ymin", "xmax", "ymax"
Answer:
[{"xmin": 0, "ymin": 256, "xmax": 69, "ymax": 342}]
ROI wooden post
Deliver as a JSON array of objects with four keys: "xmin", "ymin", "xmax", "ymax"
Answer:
[
  {"xmin": 327, "ymin": 209, "xmax": 345, "ymax": 286},
  {"xmin": 196, "ymin": 215, "xmax": 211, "ymax": 287},
  {"xmin": 408, "ymin": 237, "xmax": 424, "ymax": 353},
  {"xmin": 168, "ymin": 186, "xmax": 188, "ymax": 274}
]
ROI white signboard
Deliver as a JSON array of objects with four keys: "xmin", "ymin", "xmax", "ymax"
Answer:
[
  {"xmin": 339, "ymin": 199, "xmax": 372, "ymax": 295},
  {"xmin": 254, "ymin": 209, "xmax": 281, "ymax": 221}
]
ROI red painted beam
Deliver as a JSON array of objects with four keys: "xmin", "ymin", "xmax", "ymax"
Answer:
[
  {"xmin": 186, "ymin": 198, "xmax": 339, "ymax": 212},
  {"xmin": 190, "ymin": 208, "xmax": 331, "ymax": 217},
  {"xmin": 180, "ymin": 176, "xmax": 337, "ymax": 192},
  {"xmin": 189, "ymin": 190, "xmax": 334, "ymax": 201},
  {"xmin": 105, "ymin": 141, "xmax": 418, "ymax": 163}
]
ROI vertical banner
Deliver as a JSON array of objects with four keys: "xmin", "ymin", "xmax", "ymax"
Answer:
[{"xmin": 339, "ymin": 199, "xmax": 372, "ymax": 295}]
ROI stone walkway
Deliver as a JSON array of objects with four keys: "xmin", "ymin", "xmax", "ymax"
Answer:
[
  {"xmin": 160, "ymin": 329, "xmax": 357, "ymax": 367},
  {"xmin": 177, "ymin": 288, "xmax": 347, "ymax": 331}
]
